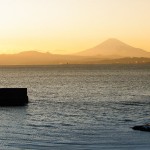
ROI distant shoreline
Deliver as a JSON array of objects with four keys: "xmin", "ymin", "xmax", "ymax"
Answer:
[{"xmin": 0, "ymin": 63, "xmax": 149, "ymax": 68}]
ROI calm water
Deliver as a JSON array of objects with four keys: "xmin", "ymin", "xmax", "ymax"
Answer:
[{"xmin": 0, "ymin": 64, "xmax": 150, "ymax": 150}]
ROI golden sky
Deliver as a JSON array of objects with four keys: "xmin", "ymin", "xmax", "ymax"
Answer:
[{"xmin": 0, "ymin": 0, "xmax": 150, "ymax": 54}]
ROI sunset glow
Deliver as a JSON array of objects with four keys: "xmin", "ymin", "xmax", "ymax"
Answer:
[{"xmin": 0, "ymin": 0, "xmax": 150, "ymax": 54}]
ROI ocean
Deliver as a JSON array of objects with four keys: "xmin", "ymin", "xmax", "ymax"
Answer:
[{"xmin": 0, "ymin": 64, "xmax": 150, "ymax": 150}]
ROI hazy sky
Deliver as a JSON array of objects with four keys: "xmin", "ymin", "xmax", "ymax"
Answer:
[{"xmin": 0, "ymin": 0, "xmax": 150, "ymax": 54}]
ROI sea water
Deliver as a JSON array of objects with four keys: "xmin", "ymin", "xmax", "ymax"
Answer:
[{"xmin": 0, "ymin": 64, "xmax": 150, "ymax": 150}]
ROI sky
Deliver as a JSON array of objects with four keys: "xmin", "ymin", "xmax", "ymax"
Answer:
[{"xmin": 0, "ymin": 0, "xmax": 150, "ymax": 54}]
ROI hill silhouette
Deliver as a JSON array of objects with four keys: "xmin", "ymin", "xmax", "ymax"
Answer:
[
  {"xmin": 0, "ymin": 51, "xmax": 98, "ymax": 65},
  {"xmin": 77, "ymin": 38, "xmax": 150, "ymax": 58},
  {"xmin": 0, "ymin": 39, "xmax": 150, "ymax": 65}
]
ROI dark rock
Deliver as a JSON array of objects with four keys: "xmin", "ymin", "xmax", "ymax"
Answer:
[
  {"xmin": 132, "ymin": 124, "xmax": 150, "ymax": 132},
  {"xmin": 0, "ymin": 88, "xmax": 28, "ymax": 106}
]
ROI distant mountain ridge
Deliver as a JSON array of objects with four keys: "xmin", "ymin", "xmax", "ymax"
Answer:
[
  {"xmin": 77, "ymin": 38, "xmax": 150, "ymax": 58},
  {"xmin": 0, "ymin": 38, "xmax": 150, "ymax": 65},
  {"xmin": 0, "ymin": 51, "xmax": 94, "ymax": 65}
]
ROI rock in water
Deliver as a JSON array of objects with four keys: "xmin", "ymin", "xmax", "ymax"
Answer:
[
  {"xmin": 132, "ymin": 124, "xmax": 150, "ymax": 132},
  {"xmin": 0, "ymin": 88, "xmax": 28, "ymax": 106}
]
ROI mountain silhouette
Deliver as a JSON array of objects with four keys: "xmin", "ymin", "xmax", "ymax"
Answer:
[
  {"xmin": 0, "ymin": 51, "xmax": 94, "ymax": 65},
  {"xmin": 0, "ymin": 39, "xmax": 150, "ymax": 65},
  {"xmin": 77, "ymin": 38, "xmax": 150, "ymax": 57}
]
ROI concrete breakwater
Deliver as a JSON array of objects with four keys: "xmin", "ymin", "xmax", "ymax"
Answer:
[{"xmin": 0, "ymin": 88, "xmax": 28, "ymax": 106}]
